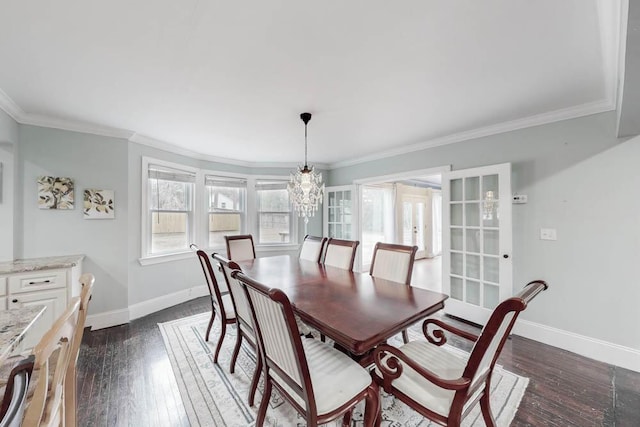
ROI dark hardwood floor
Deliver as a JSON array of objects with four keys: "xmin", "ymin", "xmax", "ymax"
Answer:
[{"xmin": 77, "ymin": 296, "xmax": 640, "ymax": 426}]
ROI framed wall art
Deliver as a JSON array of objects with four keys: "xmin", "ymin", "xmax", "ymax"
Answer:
[
  {"xmin": 83, "ymin": 189, "xmax": 115, "ymax": 219},
  {"xmin": 37, "ymin": 176, "xmax": 74, "ymax": 209}
]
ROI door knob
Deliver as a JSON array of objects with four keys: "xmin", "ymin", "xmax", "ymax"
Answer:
[{"xmin": 503, "ymin": 254, "xmax": 509, "ymax": 259}]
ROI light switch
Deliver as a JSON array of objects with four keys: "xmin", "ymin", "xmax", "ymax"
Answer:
[{"xmin": 540, "ymin": 228, "xmax": 557, "ymax": 241}]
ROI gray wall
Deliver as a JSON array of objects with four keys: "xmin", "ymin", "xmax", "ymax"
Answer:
[
  {"xmin": 18, "ymin": 125, "xmax": 130, "ymax": 315},
  {"xmin": 0, "ymin": 110, "xmax": 18, "ymax": 261},
  {"xmin": 329, "ymin": 111, "xmax": 640, "ymax": 350}
]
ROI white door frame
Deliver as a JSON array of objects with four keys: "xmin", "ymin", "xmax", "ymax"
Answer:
[{"xmin": 353, "ymin": 166, "xmax": 451, "ymax": 272}]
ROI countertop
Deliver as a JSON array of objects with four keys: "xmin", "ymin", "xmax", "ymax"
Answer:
[
  {"xmin": 0, "ymin": 305, "xmax": 46, "ymax": 362},
  {"xmin": 0, "ymin": 255, "xmax": 84, "ymax": 274}
]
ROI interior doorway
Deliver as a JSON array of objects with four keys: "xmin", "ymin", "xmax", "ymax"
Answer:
[{"xmin": 356, "ymin": 167, "xmax": 448, "ymax": 276}]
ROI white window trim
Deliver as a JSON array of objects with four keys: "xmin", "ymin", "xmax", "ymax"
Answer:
[
  {"xmin": 139, "ymin": 157, "xmax": 199, "ymax": 264},
  {"xmin": 200, "ymin": 168, "xmax": 249, "ymax": 253},
  {"xmin": 253, "ymin": 175, "xmax": 299, "ymax": 247},
  {"xmin": 140, "ymin": 162, "xmax": 300, "ymax": 265}
]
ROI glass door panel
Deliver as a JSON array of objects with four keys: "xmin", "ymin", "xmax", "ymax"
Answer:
[{"xmin": 442, "ymin": 163, "xmax": 512, "ymax": 325}]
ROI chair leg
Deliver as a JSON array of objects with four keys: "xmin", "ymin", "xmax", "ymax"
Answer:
[
  {"xmin": 320, "ymin": 333, "xmax": 326, "ymax": 342},
  {"xmin": 362, "ymin": 383, "xmax": 381, "ymax": 427},
  {"xmin": 402, "ymin": 329, "xmax": 409, "ymax": 344},
  {"xmin": 205, "ymin": 308, "xmax": 216, "ymax": 342},
  {"xmin": 65, "ymin": 364, "xmax": 77, "ymax": 427},
  {"xmin": 213, "ymin": 321, "xmax": 226, "ymax": 364},
  {"xmin": 480, "ymin": 392, "xmax": 496, "ymax": 427},
  {"xmin": 248, "ymin": 354, "xmax": 262, "ymax": 407},
  {"xmin": 342, "ymin": 408, "xmax": 353, "ymax": 426},
  {"xmin": 256, "ymin": 378, "xmax": 272, "ymax": 427},
  {"xmin": 230, "ymin": 332, "xmax": 243, "ymax": 373}
]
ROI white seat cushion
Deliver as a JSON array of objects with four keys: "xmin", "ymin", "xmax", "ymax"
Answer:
[
  {"xmin": 272, "ymin": 339, "xmax": 371, "ymax": 416},
  {"xmin": 374, "ymin": 341, "xmax": 482, "ymax": 417}
]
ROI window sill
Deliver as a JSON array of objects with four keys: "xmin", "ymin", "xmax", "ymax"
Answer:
[{"xmin": 138, "ymin": 251, "xmax": 194, "ymax": 266}]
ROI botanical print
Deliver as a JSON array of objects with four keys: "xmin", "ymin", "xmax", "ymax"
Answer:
[
  {"xmin": 37, "ymin": 176, "xmax": 74, "ymax": 209},
  {"xmin": 83, "ymin": 189, "xmax": 114, "ymax": 219}
]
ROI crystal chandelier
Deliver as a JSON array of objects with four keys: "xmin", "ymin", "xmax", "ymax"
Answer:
[{"xmin": 287, "ymin": 112, "xmax": 325, "ymax": 224}]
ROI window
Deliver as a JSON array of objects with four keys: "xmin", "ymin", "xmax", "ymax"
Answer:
[
  {"xmin": 147, "ymin": 163, "xmax": 195, "ymax": 255},
  {"xmin": 256, "ymin": 180, "xmax": 293, "ymax": 244},
  {"xmin": 206, "ymin": 175, "xmax": 247, "ymax": 247}
]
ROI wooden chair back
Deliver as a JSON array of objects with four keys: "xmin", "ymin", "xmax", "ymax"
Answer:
[
  {"xmin": 0, "ymin": 356, "xmax": 34, "ymax": 427},
  {"xmin": 323, "ymin": 238, "xmax": 359, "ymax": 271},
  {"xmin": 463, "ymin": 280, "xmax": 548, "ymax": 392},
  {"xmin": 213, "ymin": 254, "xmax": 253, "ymax": 337},
  {"xmin": 23, "ymin": 298, "xmax": 81, "ymax": 427},
  {"xmin": 225, "ymin": 234, "xmax": 256, "ymax": 261},
  {"xmin": 196, "ymin": 250, "xmax": 226, "ymax": 310},
  {"xmin": 369, "ymin": 242, "xmax": 417, "ymax": 285},
  {"xmin": 299, "ymin": 235, "xmax": 327, "ymax": 263},
  {"xmin": 65, "ymin": 273, "xmax": 94, "ymax": 427},
  {"xmin": 233, "ymin": 272, "xmax": 318, "ymax": 415}
]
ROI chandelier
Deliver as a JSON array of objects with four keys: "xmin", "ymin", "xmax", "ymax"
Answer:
[{"xmin": 287, "ymin": 112, "xmax": 325, "ymax": 224}]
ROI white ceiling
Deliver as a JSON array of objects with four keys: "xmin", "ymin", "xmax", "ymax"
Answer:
[{"xmin": 0, "ymin": 1, "xmax": 622, "ymax": 167}]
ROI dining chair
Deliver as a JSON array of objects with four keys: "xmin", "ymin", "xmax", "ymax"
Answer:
[
  {"xmin": 369, "ymin": 242, "xmax": 418, "ymax": 343},
  {"xmin": 323, "ymin": 238, "xmax": 359, "ymax": 271},
  {"xmin": 299, "ymin": 235, "xmax": 327, "ymax": 263},
  {"xmin": 212, "ymin": 253, "xmax": 261, "ymax": 407},
  {"xmin": 23, "ymin": 297, "xmax": 81, "ymax": 427},
  {"xmin": 195, "ymin": 250, "xmax": 236, "ymax": 363},
  {"xmin": 0, "ymin": 356, "xmax": 34, "ymax": 427},
  {"xmin": 225, "ymin": 234, "xmax": 256, "ymax": 261},
  {"xmin": 64, "ymin": 273, "xmax": 94, "ymax": 427},
  {"xmin": 232, "ymin": 270, "xmax": 381, "ymax": 427},
  {"xmin": 372, "ymin": 280, "xmax": 548, "ymax": 427}
]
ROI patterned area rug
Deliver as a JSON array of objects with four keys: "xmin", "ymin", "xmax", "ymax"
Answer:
[{"xmin": 159, "ymin": 313, "xmax": 528, "ymax": 426}]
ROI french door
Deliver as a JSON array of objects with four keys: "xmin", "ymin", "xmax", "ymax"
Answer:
[
  {"xmin": 323, "ymin": 185, "xmax": 357, "ymax": 241},
  {"xmin": 401, "ymin": 195, "xmax": 427, "ymax": 259},
  {"xmin": 442, "ymin": 163, "xmax": 512, "ymax": 325}
]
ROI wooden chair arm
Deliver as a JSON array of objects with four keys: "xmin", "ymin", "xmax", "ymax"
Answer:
[
  {"xmin": 373, "ymin": 344, "xmax": 471, "ymax": 392},
  {"xmin": 422, "ymin": 319, "xmax": 479, "ymax": 346}
]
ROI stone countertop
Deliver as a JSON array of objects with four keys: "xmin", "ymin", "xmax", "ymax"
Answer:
[
  {"xmin": 0, "ymin": 255, "xmax": 85, "ymax": 274},
  {"xmin": 0, "ymin": 305, "xmax": 46, "ymax": 362}
]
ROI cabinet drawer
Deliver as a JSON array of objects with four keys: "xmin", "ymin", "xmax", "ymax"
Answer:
[
  {"xmin": 0, "ymin": 277, "xmax": 5, "ymax": 296},
  {"xmin": 9, "ymin": 270, "xmax": 67, "ymax": 294}
]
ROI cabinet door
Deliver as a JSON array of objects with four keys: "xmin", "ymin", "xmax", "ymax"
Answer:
[{"xmin": 9, "ymin": 288, "xmax": 67, "ymax": 350}]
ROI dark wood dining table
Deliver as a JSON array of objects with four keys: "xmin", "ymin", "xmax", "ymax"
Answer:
[{"xmin": 237, "ymin": 255, "xmax": 448, "ymax": 364}]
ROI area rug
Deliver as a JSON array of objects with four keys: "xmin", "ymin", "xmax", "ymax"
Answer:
[{"xmin": 159, "ymin": 313, "xmax": 528, "ymax": 426}]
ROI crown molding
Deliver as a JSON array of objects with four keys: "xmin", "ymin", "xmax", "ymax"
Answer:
[
  {"xmin": 129, "ymin": 133, "xmax": 328, "ymax": 169},
  {"xmin": 0, "ymin": 88, "xmax": 326, "ymax": 169},
  {"xmin": 328, "ymin": 98, "xmax": 616, "ymax": 169},
  {"xmin": 19, "ymin": 112, "xmax": 135, "ymax": 139},
  {"xmin": 0, "ymin": 87, "xmax": 613, "ymax": 172},
  {"xmin": 0, "ymin": 88, "xmax": 25, "ymax": 121}
]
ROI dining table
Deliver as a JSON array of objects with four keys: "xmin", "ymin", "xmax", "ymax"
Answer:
[
  {"xmin": 0, "ymin": 305, "xmax": 47, "ymax": 363},
  {"xmin": 236, "ymin": 255, "xmax": 448, "ymax": 365}
]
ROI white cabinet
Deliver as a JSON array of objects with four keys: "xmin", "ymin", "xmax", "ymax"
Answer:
[{"xmin": 0, "ymin": 256, "xmax": 83, "ymax": 353}]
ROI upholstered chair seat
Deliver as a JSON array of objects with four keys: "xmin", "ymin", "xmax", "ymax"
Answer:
[
  {"xmin": 272, "ymin": 338, "xmax": 374, "ymax": 416},
  {"xmin": 374, "ymin": 341, "xmax": 475, "ymax": 417}
]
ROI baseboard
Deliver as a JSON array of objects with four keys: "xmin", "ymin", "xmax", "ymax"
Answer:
[
  {"xmin": 128, "ymin": 285, "xmax": 209, "ymax": 321},
  {"xmin": 86, "ymin": 309, "xmax": 130, "ymax": 331},
  {"xmin": 513, "ymin": 319, "xmax": 640, "ymax": 373}
]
